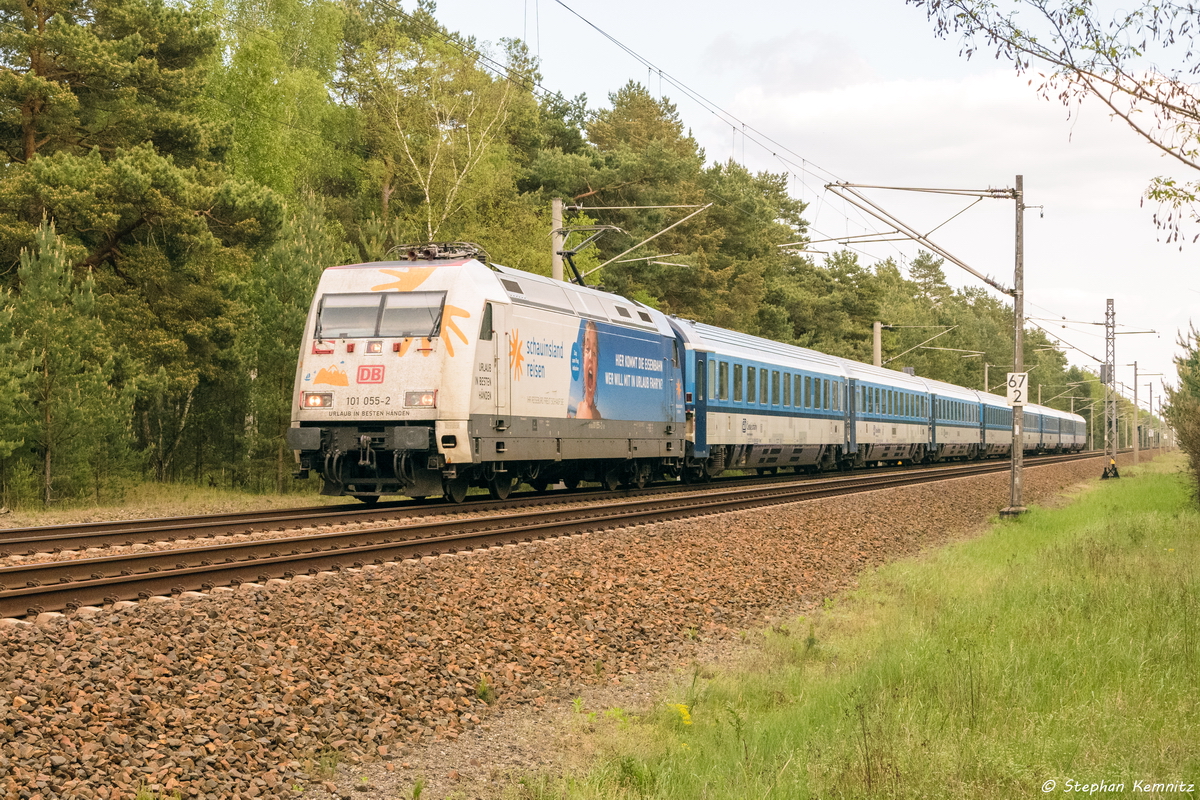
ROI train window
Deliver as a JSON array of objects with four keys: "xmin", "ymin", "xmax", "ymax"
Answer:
[
  {"xmin": 734, "ymin": 364, "xmax": 743, "ymax": 402},
  {"xmin": 783, "ymin": 373, "xmax": 791, "ymax": 406},
  {"xmin": 804, "ymin": 376, "xmax": 811, "ymax": 408},
  {"xmin": 795, "ymin": 375, "xmax": 803, "ymax": 407},
  {"xmin": 832, "ymin": 381, "xmax": 840, "ymax": 411},
  {"xmin": 317, "ymin": 294, "xmax": 383, "ymax": 338},
  {"xmin": 672, "ymin": 340, "xmax": 680, "ymax": 367},
  {"xmin": 823, "ymin": 379, "xmax": 829, "ymax": 410},
  {"xmin": 616, "ymin": 306, "xmax": 632, "ymax": 318},
  {"xmin": 719, "ymin": 361, "xmax": 729, "ymax": 401},
  {"xmin": 859, "ymin": 385, "xmax": 866, "ymax": 413},
  {"xmin": 319, "ymin": 291, "xmax": 446, "ymax": 339},
  {"xmin": 772, "ymin": 371, "xmax": 780, "ymax": 405},
  {"xmin": 695, "ymin": 359, "xmax": 706, "ymax": 400},
  {"xmin": 760, "ymin": 369, "xmax": 769, "ymax": 404},
  {"xmin": 709, "ymin": 360, "xmax": 717, "ymax": 401},
  {"xmin": 638, "ymin": 311, "xmax": 653, "ymax": 323},
  {"xmin": 378, "ymin": 291, "xmax": 446, "ymax": 338},
  {"xmin": 479, "ymin": 303, "xmax": 493, "ymax": 341},
  {"xmin": 747, "ymin": 366, "xmax": 757, "ymax": 403}
]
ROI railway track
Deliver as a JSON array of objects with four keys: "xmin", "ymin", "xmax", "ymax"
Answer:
[
  {"xmin": 0, "ymin": 449, "xmax": 1113, "ymax": 555},
  {"xmin": 0, "ymin": 452, "xmax": 1104, "ymax": 618}
]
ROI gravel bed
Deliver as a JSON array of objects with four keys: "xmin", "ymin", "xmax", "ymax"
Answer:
[{"xmin": 0, "ymin": 455, "xmax": 1123, "ymax": 799}]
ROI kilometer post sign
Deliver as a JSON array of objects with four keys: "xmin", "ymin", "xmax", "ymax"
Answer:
[{"xmin": 1007, "ymin": 373, "xmax": 1028, "ymax": 406}]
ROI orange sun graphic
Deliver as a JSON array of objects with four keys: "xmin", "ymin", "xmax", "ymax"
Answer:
[
  {"xmin": 509, "ymin": 330, "xmax": 525, "ymax": 381},
  {"xmin": 371, "ymin": 267, "xmax": 437, "ymax": 292},
  {"xmin": 390, "ymin": 305, "xmax": 472, "ymax": 358},
  {"xmin": 440, "ymin": 305, "xmax": 471, "ymax": 357}
]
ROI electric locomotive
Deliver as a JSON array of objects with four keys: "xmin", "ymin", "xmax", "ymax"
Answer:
[{"xmin": 287, "ymin": 244, "xmax": 686, "ymax": 503}]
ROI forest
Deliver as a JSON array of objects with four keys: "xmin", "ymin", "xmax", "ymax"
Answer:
[{"xmin": 0, "ymin": 0, "xmax": 1125, "ymax": 506}]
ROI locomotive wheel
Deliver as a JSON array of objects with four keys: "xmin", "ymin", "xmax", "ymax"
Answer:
[
  {"xmin": 630, "ymin": 466, "xmax": 648, "ymax": 490},
  {"xmin": 562, "ymin": 476, "xmax": 581, "ymax": 490},
  {"xmin": 443, "ymin": 476, "xmax": 470, "ymax": 504},
  {"xmin": 603, "ymin": 468, "xmax": 622, "ymax": 492},
  {"xmin": 488, "ymin": 474, "xmax": 515, "ymax": 500}
]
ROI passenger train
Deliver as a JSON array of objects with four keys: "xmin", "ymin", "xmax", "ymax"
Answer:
[{"xmin": 287, "ymin": 244, "xmax": 1086, "ymax": 503}]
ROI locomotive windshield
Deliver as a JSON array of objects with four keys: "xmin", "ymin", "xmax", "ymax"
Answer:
[{"xmin": 316, "ymin": 291, "xmax": 446, "ymax": 339}]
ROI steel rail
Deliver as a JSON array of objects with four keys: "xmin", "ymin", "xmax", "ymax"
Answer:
[
  {"xmin": 0, "ymin": 450, "xmax": 1110, "ymax": 554},
  {"xmin": 0, "ymin": 452, "xmax": 1102, "ymax": 618}
]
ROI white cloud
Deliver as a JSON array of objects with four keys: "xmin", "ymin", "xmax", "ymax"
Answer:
[{"xmin": 699, "ymin": 30, "xmax": 877, "ymax": 93}]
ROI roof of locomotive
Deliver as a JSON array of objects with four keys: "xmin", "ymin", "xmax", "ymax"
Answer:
[
  {"xmin": 322, "ymin": 258, "xmax": 477, "ymax": 270},
  {"xmin": 491, "ymin": 264, "xmax": 677, "ymax": 339}
]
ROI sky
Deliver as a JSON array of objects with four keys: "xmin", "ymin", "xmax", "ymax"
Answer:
[{"xmin": 423, "ymin": 0, "xmax": 1195, "ymax": 415}]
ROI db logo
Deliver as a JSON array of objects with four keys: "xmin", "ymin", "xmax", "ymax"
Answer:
[{"xmin": 356, "ymin": 365, "xmax": 385, "ymax": 384}]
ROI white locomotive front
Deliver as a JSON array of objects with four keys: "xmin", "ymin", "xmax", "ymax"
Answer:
[{"xmin": 287, "ymin": 244, "xmax": 686, "ymax": 502}]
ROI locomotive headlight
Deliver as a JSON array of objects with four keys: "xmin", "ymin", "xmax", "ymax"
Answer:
[
  {"xmin": 366, "ymin": 340, "xmax": 383, "ymax": 354},
  {"xmin": 302, "ymin": 392, "xmax": 334, "ymax": 408},
  {"xmin": 404, "ymin": 391, "xmax": 437, "ymax": 408}
]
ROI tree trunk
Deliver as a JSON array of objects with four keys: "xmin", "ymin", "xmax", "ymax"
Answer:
[
  {"xmin": 42, "ymin": 350, "xmax": 52, "ymax": 506},
  {"xmin": 42, "ymin": 415, "xmax": 52, "ymax": 506},
  {"xmin": 276, "ymin": 436, "xmax": 285, "ymax": 495}
]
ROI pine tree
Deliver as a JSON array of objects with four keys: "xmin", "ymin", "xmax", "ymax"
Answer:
[{"xmin": 11, "ymin": 221, "xmax": 124, "ymax": 504}]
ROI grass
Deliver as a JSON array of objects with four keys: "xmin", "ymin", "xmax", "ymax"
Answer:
[
  {"xmin": 0, "ymin": 478, "xmax": 359, "ymax": 529},
  {"xmin": 509, "ymin": 454, "xmax": 1200, "ymax": 799},
  {"xmin": 304, "ymin": 747, "xmax": 343, "ymax": 781}
]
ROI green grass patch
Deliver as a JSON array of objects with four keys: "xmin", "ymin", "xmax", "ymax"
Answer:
[
  {"xmin": 518, "ymin": 455, "xmax": 1199, "ymax": 799},
  {"xmin": 0, "ymin": 478, "xmax": 357, "ymax": 529}
]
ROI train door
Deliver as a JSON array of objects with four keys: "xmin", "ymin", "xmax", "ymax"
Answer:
[
  {"xmin": 978, "ymin": 402, "xmax": 985, "ymax": 447},
  {"xmin": 844, "ymin": 378, "xmax": 857, "ymax": 455},
  {"xmin": 929, "ymin": 393, "xmax": 939, "ymax": 455},
  {"xmin": 692, "ymin": 351, "xmax": 709, "ymax": 457},
  {"xmin": 477, "ymin": 302, "xmax": 508, "ymax": 417}
]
